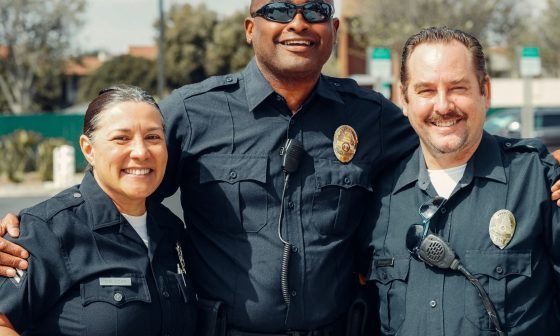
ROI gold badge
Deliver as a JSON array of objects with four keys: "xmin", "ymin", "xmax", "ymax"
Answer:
[
  {"xmin": 333, "ymin": 125, "xmax": 358, "ymax": 163},
  {"xmin": 488, "ymin": 210, "xmax": 516, "ymax": 249}
]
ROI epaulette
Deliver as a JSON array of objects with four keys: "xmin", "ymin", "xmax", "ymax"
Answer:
[
  {"xmin": 175, "ymin": 74, "xmax": 240, "ymax": 100},
  {"xmin": 20, "ymin": 187, "xmax": 84, "ymax": 222},
  {"xmin": 495, "ymin": 136, "xmax": 557, "ymax": 166},
  {"xmin": 324, "ymin": 75, "xmax": 382, "ymax": 103}
]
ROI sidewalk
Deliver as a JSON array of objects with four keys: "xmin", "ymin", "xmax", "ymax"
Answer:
[{"xmin": 0, "ymin": 172, "xmax": 84, "ymax": 198}]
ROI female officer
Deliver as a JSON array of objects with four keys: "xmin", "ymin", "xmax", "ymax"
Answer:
[{"xmin": 0, "ymin": 85, "xmax": 197, "ymax": 335}]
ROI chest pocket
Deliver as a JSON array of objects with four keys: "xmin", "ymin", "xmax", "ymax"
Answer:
[
  {"xmin": 196, "ymin": 155, "xmax": 268, "ymax": 233},
  {"xmin": 370, "ymin": 257, "xmax": 410, "ymax": 335},
  {"xmin": 311, "ymin": 159, "xmax": 373, "ymax": 235},
  {"xmin": 81, "ymin": 274, "xmax": 151, "ymax": 307},
  {"xmin": 463, "ymin": 250, "xmax": 532, "ymax": 331}
]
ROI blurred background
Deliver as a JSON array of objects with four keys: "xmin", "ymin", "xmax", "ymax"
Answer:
[{"xmin": 1, "ymin": 0, "xmax": 559, "ymax": 214}]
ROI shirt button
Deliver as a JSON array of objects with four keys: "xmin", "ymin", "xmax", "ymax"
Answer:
[
  {"xmin": 288, "ymin": 201, "xmax": 295, "ymax": 209},
  {"xmin": 73, "ymin": 192, "xmax": 81, "ymax": 198},
  {"xmin": 344, "ymin": 177, "xmax": 351, "ymax": 185},
  {"xmin": 113, "ymin": 292, "xmax": 123, "ymax": 302},
  {"xmin": 430, "ymin": 300, "xmax": 437, "ymax": 308},
  {"xmin": 229, "ymin": 171, "xmax": 237, "ymax": 180},
  {"xmin": 276, "ymin": 94, "xmax": 283, "ymax": 101},
  {"xmin": 505, "ymin": 142, "xmax": 512, "ymax": 147},
  {"xmin": 290, "ymin": 119, "xmax": 295, "ymax": 125},
  {"xmin": 381, "ymin": 271, "xmax": 387, "ymax": 280},
  {"xmin": 496, "ymin": 266, "xmax": 504, "ymax": 274},
  {"xmin": 291, "ymin": 246, "xmax": 298, "ymax": 253},
  {"xmin": 291, "ymin": 290, "xmax": 297, "ymax": 297},
  {"xmin": 226, "ymin": 77, "xmax": 233, "ymax": 82},
  {"xmin": 440, "ymin": 207, "xmax": 447, "ymax": 214},
  {"xmin": 163, "ymin": 291, "xmax": 170, "ymax": 298}
]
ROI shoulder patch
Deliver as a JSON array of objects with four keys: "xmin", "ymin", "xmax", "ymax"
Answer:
[{"xmin": 175, "ymin": 74, "xmax": 239, "ymax": 100}]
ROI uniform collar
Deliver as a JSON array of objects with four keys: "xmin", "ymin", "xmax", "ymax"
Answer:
[
  {"xmin": 243, "ymin": 57, "xmax": 344, "ymax": 112},
  {"xmin": 393, "ymin": 131, "xmax": 507, "ymax": 195}
]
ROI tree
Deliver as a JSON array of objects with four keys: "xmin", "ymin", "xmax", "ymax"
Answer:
[
  {"xmin": 78, "ymin": 55, "xmax": 157, "ymax": 103},
  {"xmin": 0, "ymin": 0, "xmax": 85, "ymax": 114},
  {"xmin": 539, "ymin": 0, "xmax": 560, "ymax": 76},
  {"xmin": 204, "ymin": 10, "xmax": 253, "ymax": 76},
  {"xmin": 163, "ymin": 3, "xmax": 217, "ymax": 89},
  {"xmin": 347, "ymin": 0, "xmax": 531, "ymax": 75}
]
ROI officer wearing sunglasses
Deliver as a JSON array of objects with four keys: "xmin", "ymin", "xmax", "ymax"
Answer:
[
  {"xmin": 0, "ymin": 1, "xmax": 418, "ymax": 335},
  {"xmin": 369, "ymin": 27, "xmax": 560, "ymax": 336}
]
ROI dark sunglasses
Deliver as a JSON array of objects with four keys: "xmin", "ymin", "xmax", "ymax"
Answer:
[
  {"xmin": 405, "ymin": 196, "xmax": 447, "ymax": 254},
  {"xmin": 251, "ymin": 2, "xmax": 334, "ymax": 23}
]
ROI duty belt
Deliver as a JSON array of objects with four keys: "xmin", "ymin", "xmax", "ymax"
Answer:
[{"xmin": 228, "ymin": 316, "xmax": 347, "ymax": 336}]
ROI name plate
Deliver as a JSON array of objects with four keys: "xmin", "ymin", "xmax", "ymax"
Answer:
[{"xmin": 99, "ymin": 277, "xmax": 132, "ymax": 287}]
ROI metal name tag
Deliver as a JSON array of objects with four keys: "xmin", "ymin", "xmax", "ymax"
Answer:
[{"xmin": 99, "ymin": 277, "xmax": 132, "ymax": 287}]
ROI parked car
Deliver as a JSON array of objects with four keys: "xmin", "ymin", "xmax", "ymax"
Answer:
[{"xmin": 484, "ymin": 107, "xmax": 560, "ymax": 152}]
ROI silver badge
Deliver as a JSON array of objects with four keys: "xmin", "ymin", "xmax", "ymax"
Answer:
[{"xmin": 489, "ymin": 209, "xmax": 516, "ymax": 249}]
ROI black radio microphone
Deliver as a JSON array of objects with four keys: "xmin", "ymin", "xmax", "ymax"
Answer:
[
  {"xmin": 415, "ymin": 233, "xmax": 506, "ymax": 336},
  {"xmin": 278, "ymin": 138, "xmax": 304, "ymax": 306},
  {"xmin": 282, "ymin": 138, "xmax": 304, "ymax": 174},
  {"xmin": 416, "ymin": 234, "xmax": 460, "ymax": 270}
]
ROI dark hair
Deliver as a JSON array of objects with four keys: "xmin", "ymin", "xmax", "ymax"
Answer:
[
  {"xmin": 83, "ymin": 84, "xmax": 163, "ymax": 140},
  {"xmin": 400, "ymin": 26, "xmax": 488, "ymax": 101}
]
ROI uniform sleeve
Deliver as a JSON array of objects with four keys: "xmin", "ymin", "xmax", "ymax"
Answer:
[
  {"xmin": 0, "ymin": 213, "xmax": 72, "ymax": 332},
  {"xmin": 152, "ymin": 90, "xmax": 192, "ymax": 203},
  {"xmin": 379, "ymin": 97, "xmax": 418, "ymax": 171}
]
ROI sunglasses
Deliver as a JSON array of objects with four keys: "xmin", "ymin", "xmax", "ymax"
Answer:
[
  {"xmin": 251, "ymin": 2, "xmax": 334, "ymax": 23},
  {"xmin": 405, "ymin": 196, "xmax": 447, "ymax": 255}
]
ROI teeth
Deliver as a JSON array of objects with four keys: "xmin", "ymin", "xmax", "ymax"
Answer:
[
  {"xmin": 124, "ymin": 168, "xmax": 151, "ymax": 175},
  {"xmin": 433, "ymin": 119, "xmax": 458, "ymax": 127},
  {"xmin": 283, "ymin": 40, "xmax": 312, "ymax": 46}
]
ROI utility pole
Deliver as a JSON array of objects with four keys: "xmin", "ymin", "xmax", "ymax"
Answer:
[{"xmin": 157, "ymin": 0, "xmax": 166, "ymax": 98}]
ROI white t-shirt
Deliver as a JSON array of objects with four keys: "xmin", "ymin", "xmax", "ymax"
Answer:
[
  {"xmin": 427, "ymin": 164, "xmax": 467, "ymax": 199},
  {"xmin": 122, "ymin": 212, "xmax": 149, "ymax": 247}
]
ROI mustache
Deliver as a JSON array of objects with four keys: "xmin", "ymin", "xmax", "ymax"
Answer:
[{"xmin": 427, "ymin": 111, "xmax": 465, "ymax": 123}]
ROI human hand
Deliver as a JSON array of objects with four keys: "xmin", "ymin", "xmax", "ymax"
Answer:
[{"xmin": 0, "ymin": 213, "xmax": 29, "ymax": 277}]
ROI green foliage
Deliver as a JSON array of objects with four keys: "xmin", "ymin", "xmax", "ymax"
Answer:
[
  {"xmin": 37, "ymin": 138, "xmax": 70, "ymax": 181},
  {"xmin": 77, "ymin": 55, "xmax": 157, "ymax": 103},
  {"xmin": 204, "ymin": 10, "xmax": 253, "ymax": 76},
  {"xmin": 164, "ymin": 4, "xmax": 218, "ymax": 88},
  {"xmin": 0, "ymin": 129, "xmax": 42, "ymax": 183}
]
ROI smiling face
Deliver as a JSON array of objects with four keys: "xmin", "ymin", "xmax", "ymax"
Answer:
[
  {"xmin": 80, "ymin": 101, "xmax": 167, "ymax": 214},
  {"xmin": 245, "ymin": 0, "xmax": 339, "ymax": 82},
  {"xmin": 400, "ymin": 41, "xmax": 491, "ymax": 169}
]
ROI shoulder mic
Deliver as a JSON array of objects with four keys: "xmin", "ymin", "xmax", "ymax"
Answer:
[
  {"xmin": 416, "ymin": 234, "xmax": 460, "ymax": 270},
  {"xmin": 282, "ymin": 138, "xmax": 304, "ymax": 174}
]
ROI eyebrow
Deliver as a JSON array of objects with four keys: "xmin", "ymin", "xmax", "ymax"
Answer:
[{"xmin": 108, "ymin": 126, "xmax": 164, "ymax": 133}]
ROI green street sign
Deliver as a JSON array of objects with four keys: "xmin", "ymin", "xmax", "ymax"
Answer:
[
  {"xmin": 371, "ymin": 48, "xmax": 391, "ymax": 59},
  {"xmin": 521, "ymin": 47, "xmax": 540, "ymax": 58}
]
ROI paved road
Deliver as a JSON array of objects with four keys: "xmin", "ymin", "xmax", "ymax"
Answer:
[{"xmin": 0, "ymin": 192, "xmax": 183, "ymax": 220}]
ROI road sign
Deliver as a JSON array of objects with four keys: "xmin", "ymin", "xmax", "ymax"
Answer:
[
  {"xmin": 520, "ymin": 47, "xmax": 541, "ymax": 77},
  {"xmin": 369, "ymin": 47, "xmax": 392, "ymax": 82}
]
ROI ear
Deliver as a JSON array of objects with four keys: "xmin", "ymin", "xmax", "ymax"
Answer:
[
  {"xmin": 245, "ymin": 17, "xmax": 254, "ymax": 45},
  {"xmin": 483, "ymin": 75, "xmax": 491, "ymax": 109},
  {"xmin": 79, "ymin": 135, "xmax": 95, "ymax": 167},
  {"xmin": 399, "ymin": 82, "xmax": 409, "ymax": 117}
]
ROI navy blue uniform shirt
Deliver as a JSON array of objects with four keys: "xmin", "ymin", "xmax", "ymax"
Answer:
[
  {"xmin": 369, "ymin": 132, "xmax": 560, "ymax": 336},
  {"xmin": 0, "ymin": 171, "xmax": 197, "ymax": 335},
  {"xmin": 154, "ymin": 58, "xmax": 418, "ymax": 332}
]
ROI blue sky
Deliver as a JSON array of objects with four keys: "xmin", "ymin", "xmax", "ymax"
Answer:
[{"xmin": 76, "ymin": 0, "xmax": 342, "ymax": 55}]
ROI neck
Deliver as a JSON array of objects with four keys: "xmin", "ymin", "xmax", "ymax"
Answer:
[
  {"xmin": 422, "ymin": 145, "xmax": 477, "ymax": 170},
  {"xmin": 112, "ymin": 198, "xmax": 147, "ymax": 216},
  {"xmin": 257, "ymin": 62, "xmax": 320, "ymax": 113}
]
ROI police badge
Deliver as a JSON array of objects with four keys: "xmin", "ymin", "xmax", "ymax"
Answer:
[
  {"xmin": 333, "ymin": 125, "xmax": 358, "ymax": 163},
  {"xmin": 488, "ymin": 209, "xmax": 516, "ymax": 249}
]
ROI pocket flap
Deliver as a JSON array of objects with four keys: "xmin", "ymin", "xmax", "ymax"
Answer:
[
  {"xmin": 198, "ymin": 155, "xmax": 267, "ymax": 184},
  {"xmin": 81, "ymin": 275, "xmax": 151, "ymax": 307},
  {"xmin": 314, "ymin": 159, "xmax": 372, "ymax": 190},
  {"xmin": 464, "ymin": 250, "xmax": 531, "ymax": 280},
  {"xmin": 370, "ymin": 257, "xmax": 410, "ymax": 285}
]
